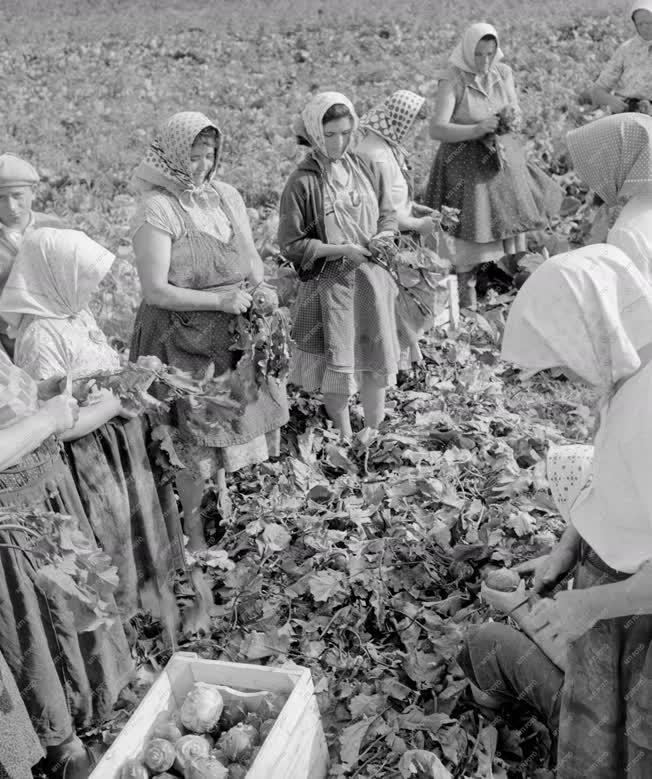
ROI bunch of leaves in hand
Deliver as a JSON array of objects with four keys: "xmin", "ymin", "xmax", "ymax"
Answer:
[
  {"xmin": 0, "ymin": 508, "xmax": 121, "ymax": 632},
  {"xmin": 495, "ymin": 106, "xmax": 519, "ymax": 134},
  {"xmin": 72, "ymin": 357, "xmax": 243, "ymax": 420},
  {"xmin": 229, "ymin": 283, "xmax": 292, "ymax": 397}
]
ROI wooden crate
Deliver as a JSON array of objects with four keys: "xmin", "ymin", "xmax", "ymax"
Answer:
[{"xmin": 90, "ymin": 652, "xmax": 329, "ymax": 779}]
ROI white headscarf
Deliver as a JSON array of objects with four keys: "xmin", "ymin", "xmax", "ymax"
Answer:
[
  {"xmin": 567, "ymin": 113, "xmax": 652, "ymax": 206},
  {"xmin": 0, "ymin": 227, "xmax": 115, "ymax": 330},
  {"xmin": 295, "ymin": 91, "xmax": 359, "ymax": 158},
  {"xmin": 631, "ymin": 0, "xmax": 652, "ymax": 23},
  {"xmin": 448, "ymin": 22, "xmax": 504, "ymax": 74},
  {"xmin": 501, "ymin": 243, "xmax": 652, "ymax": 394}
]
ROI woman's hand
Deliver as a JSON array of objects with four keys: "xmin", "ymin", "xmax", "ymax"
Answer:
[
  {"xmin": 41, "ymin": 394, "xmax": 80, "ymax": 434},
  {"xmin": 475, "ymin": 115, "xmax": 500, "ymax": 137},
  {"xmin": 343, "ymin": 244, "xmax": 372, "ymax": 265},
  {"xmin": 412, "ymin": 203, "xmax": 435, "ymax": 218},
  {"xmin": 415, "ymin": 215, "xmax": 438, "ymax": 237},
  {"xmin": 513, "ymin": 541, "xmax": 579, "ymax": 595},
  {"xmin": 37, "ymin": 376, "xmax": 67, "ymax": 401},
  {"xmin": 609, "ymin": 95, "xmax": 629, "ymax": 113},
  {"xmin": 214, "ymin": 288, "xmax": 253, "ymax": 315},
  {"xmin": 525, "ymin": 588, "xmax": 601, "ymax": 645}
]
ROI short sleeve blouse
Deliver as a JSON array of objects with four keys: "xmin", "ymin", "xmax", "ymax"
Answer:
[{"xmin": 131, "ymin": 189, "xmax": 233, "ymax": 243}]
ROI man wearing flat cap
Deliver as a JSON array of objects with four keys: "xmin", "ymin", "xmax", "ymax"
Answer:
[{"xmin": 0, "ymin": 153, "xmax": 62, "ymax": 355}]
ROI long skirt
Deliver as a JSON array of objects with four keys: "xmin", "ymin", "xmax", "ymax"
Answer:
[
  {"xmin": 0, "ymin": 649, "xmax": 43, "ymax": 779},
  {"xmin": 458, "ymin": 544, "xmax": 652, "ymax": 778},
  {"xmin": 63, "ymin": 417, "xmax": 185, "ymax": 619},
  {"xmin": 0, "ymin": 438, "xmax": 133, "ymax": 747},
  {"xmin": 290, "ymin": 257, "xmax": 400, "ymax": 396},
  {"xmin": 130, "ymin": 303, "xmax": 288, "ymax": 478},
  {"xmin": 424, "ymin": 134, "xmax": 562, "ymax": 246}
]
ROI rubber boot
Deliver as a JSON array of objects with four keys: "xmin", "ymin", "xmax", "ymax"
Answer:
[{"xmin": 456, "ymin": 270, "xmax": 478, "ymax": 312}]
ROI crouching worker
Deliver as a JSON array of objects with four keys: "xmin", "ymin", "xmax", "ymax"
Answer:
[{"xmin": 458, "ymin": 243, "xmax": 652, "ymax": 779}]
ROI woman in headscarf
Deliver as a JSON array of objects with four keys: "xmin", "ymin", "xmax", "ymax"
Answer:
[
  {"xmin": 590, "ymin": 2, "xmax": 652, "ymax": 114},
  {"xmin": 278, "ymin": 91, "xmax": 400, "ymax": 438},
  {"xmin": 458, "ymin": 243, "xmax": 652, "ymax": 778},
  {"xmin": 0, "ymin": 348, "xmax": 133, "ymax": 778},
  {"xmin": 129, "ymin": 111, "xmax": 288, "ymax": 550},
  {"xmin": 424, "ymin": 22, "xmax": 562, "ymax": 310},
  {"xmin": 357, "ymin": 89, "xmax": 438, "ymax": 370},
  {"xmin": 567, "ymin": 112, "xmax": 652, "ymax": 284},
  {"xmin": 0, "ymin": 227, "xmax": 185, "ymax": 617}
]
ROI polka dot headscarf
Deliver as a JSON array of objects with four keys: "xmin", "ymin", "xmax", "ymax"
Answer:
[
  {"xmin": 132, "ymin": 111, "xmax": 222, "ymax": 202},
  {"xmin": 359, "ymin": 90, "xmax": 425, "ymax": 148},
  {"xmin": 546, "ymin": 444, "xmax": 594, "ymax": 523},
  {"xmin": 567, "ymin": 113, "xmax": 652, "ymax": 207}
]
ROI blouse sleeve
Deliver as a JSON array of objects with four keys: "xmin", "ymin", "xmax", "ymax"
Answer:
[
  {"xmin": 130, "ymin": 193, "xmax": 184, "ymax": 241},
  {"xmin": 14, "ymin": 321, "xmax": 72, "ymax": 381},
  {"xmin": 596, "ymin": 45, "xmax": 626, "ymax": 92}
]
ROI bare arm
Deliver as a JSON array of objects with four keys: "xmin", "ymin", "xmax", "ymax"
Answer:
[
  {"xmin": 429, "ymin": 80, "xmax": 495, "ymax": 143},
  {"xmin": 0, "ymin": 394, "xmax": 79, "ymax": 470},
  {"xmin": 0, "ymin": 409, "xmax": 57, "ymax": 470},
  {"xmin": 58, "ymin": 393, "xmax": 123, "ymax": 442},
  {"xmin": 133, "ymin": 224, "xmax": 248, "ymax": 312}
]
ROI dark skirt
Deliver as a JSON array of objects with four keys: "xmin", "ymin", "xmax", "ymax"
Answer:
[
  {"xmin": 424, "ymin": 134, "xmax": 562, "ymax": 243},
  {"xmin": 63, "ymin": 416, "xmax": 185, "ymax": 619},
  {"xmin": 130, "ymin": 302, "xmax": 288, "ymax": 448},
  {"xmin": 0, "ymin": 438, "xmax": 133, "ymax": 747}
]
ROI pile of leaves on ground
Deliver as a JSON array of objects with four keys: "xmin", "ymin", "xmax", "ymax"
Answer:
[{"xmin": 79, "ymin": 313, "xmax": 596, "ymax": 779}]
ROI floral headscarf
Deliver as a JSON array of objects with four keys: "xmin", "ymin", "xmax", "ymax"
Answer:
[
  {"xmin": 449, "ymin": 22, "xmax": 505, "ymax": 75},
  {"xmin": 359, "ymin": 90, "xmax": 425, "ymax": 148},
  {"xmin": 501, "ymin": 243, "xmax": 652, "ymax": 395},
  {"xmin": 131, "ymin": 111, "xmax": 222, "ymax": 211},
  {"xmin": 0, "ymin": 228, "xmax": 115, "ymax": 331},
  {"xmin": 567, "ymin": 113, "xmax": 652, "ymax": 206},
  {"xmin": 294, "ymin": 92, "xmax": 359, "ymax": 158}
]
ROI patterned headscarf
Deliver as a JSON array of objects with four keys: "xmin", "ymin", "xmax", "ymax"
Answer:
[
  {"xmin": 359, "ymin": 90, "xmax": 425, "ymax": 148},
  {"xmin": 567, "ymin": 113, "xmax": 652, "ymax": 206},
  {"xmin": 131, "ymin": 111, "xmax": 222, "ymax": 210},
  {"xmin": 448, "ymin": 22, "xmax": 505, "ymax": 75},
  {"xmin": 501, "ymin": 243, "xmax": 652, "ymax": 394},
  {"xmin": 0, "ymin": 228, "xmax": 115, "ymax": 330},
  {"xmin": 546, "ymin": 444, "xmax": 594, "ymax": 523},
  {"xmin": 0, "ymin": 348, "xmax": 39, "ymax": 430},
  {"xmin": 294, "ymin": 92, "xmax": 359, "ymax": 158}
]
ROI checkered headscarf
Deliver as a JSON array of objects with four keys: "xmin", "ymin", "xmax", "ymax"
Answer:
[{"xmin": 359, "ymin": 90, "xmax": 425, "ymax": 148}]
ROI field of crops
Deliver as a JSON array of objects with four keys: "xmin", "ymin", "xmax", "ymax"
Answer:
[{"xmin": 3, "ymin": 1, "xmax": 631, "ymax": 776}]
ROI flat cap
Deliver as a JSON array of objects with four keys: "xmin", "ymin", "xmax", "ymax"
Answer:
[{"xmin": 0, "ymin": 154, "xmax": 39, "ymax": 189}]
